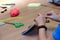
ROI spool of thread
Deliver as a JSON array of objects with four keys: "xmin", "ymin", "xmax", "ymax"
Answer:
[
  {"xmin": 46, "ymin": 13, "xmax": 52, "ymax": 23},
  {"xmin": 46, "ymin": 17, "xmax": 50, "ymax": 23}
]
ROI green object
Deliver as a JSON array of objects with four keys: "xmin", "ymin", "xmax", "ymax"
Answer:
[
  {"xmin": 0, "ymin": 16, "xmax": 22, "ymax": 22},
  {"xmin": 27, "ymin": 3, "xmax": 41, "ymax": 7},
  {"xmin": 11, "ymin": 22, "xmax": 24, "ymax": 28},
  {"xmin": 2, "ymin": 3, "xmax": 15, "ymax": 6},
  {"xmin": 1, "ymin": 3, "xmax": 15, "ymax": 8}
]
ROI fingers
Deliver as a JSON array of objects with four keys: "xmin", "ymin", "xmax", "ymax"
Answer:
[
  {"xmin": 34, "ymin": 13, "xmax": 45, "ymax": 26},
  {"xmin": 38, "ymin": 13, "xmax": 41, "ymax": 16},
  {"xmin": 34, "ymin": 13, "xmax": 45, "ymax": 23},
  {"xmin": 34, "ymin": 11, "xmax": 58, "ymax": 25}
]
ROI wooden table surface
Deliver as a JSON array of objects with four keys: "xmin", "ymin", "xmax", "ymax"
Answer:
[{"xmin": 0, "ymin": 0, "xmax": 60, "ymax": 40}]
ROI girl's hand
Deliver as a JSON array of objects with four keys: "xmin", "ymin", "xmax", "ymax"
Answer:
[
  {"xmin": 45, "ymin": 11, "xmax": 59, "ymax": 22},
  {"xmin": 34, "ymin": 13, "xmax": 45, "ymax": 26}
]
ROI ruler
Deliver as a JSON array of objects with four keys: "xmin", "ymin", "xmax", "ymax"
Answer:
[{"xmin": 0, "ymin": 16, "xmax": 23, "ymax": 22}]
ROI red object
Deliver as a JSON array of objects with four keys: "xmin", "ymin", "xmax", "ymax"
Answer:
[{"xmin": 10, "ymin": 7, "xmax": 19, "ymax": 17}]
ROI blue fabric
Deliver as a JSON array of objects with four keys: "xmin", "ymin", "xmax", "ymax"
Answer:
[
  {"xmin": 52, "ymin": 24, "xmax": 60, "ymax": 40},
  {"xmin": 48, "ymin": 0, "xmax": 60, "ymax": 5},
  {"xmin": 54, "ymin": 0, "xmax": 60, "ymax": 4}
]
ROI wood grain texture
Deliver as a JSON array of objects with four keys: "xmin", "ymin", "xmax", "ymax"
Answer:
[{"xmin": 0, "ymin": 0, "xmax": 60, "ymax": 40}]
